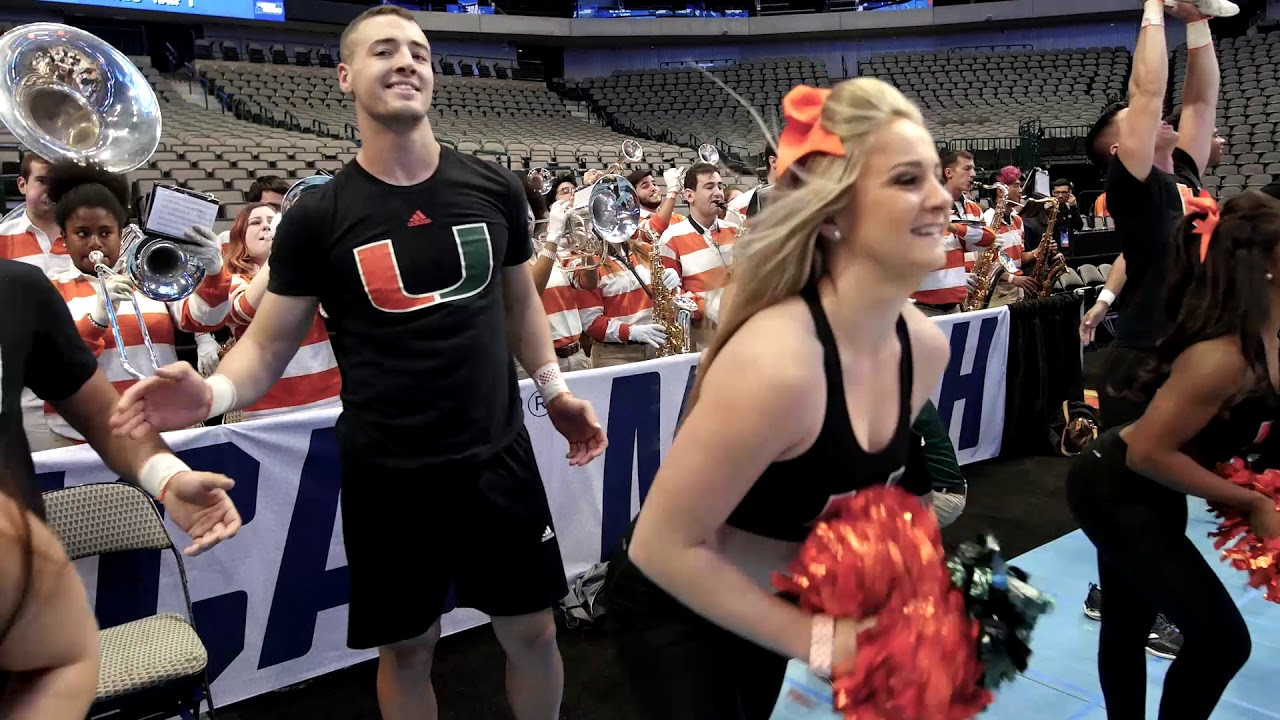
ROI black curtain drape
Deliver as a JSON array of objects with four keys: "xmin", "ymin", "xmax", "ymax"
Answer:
[{"xmin": 1001, "ymin": 294, "xmax": 1086, "ymax": 458}]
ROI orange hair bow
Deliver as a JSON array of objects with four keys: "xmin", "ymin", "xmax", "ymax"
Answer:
[
  {"xmin": 1184, "ymin": 189, "xmax": 1221, "ymax": 262},
  {"xmin": 776, "ymin": 85, "xmax": 846, "ymax": 179}
]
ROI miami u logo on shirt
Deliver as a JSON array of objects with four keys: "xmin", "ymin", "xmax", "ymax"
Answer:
[{"xmin": 353, "ymin": 223, "xmax": 494, "ymax": 313}]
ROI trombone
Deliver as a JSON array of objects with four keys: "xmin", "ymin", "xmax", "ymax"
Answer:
[
  {"xmin": 603, "ymin": 139, "xmax": 644, "ymax": 176},
  {"xmin": 87, "ymin": 227, "xmax": 167, "ymax": 380}
]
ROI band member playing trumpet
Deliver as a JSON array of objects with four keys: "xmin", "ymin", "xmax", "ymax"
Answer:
[
  {"xmin": 658, "ymin": 162, "xmax": 740, "ymax": 349},
  {"xmin": 913, "ymin": 149, "xmax": 995, "ymax": 316},
  {"xmin": 32, "ymin": 163, "xmax": 228, "ymax": 449},
  {"xmin": 522, "ymin": 177, "xmax": 592, "ymax": 374}
]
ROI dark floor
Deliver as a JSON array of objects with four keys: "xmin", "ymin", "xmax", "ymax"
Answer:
[{"xmin": 222, "ymin": 452, "xmax": 1079, "ymax": 720}]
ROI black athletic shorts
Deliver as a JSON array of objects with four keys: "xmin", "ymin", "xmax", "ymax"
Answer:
[{"xmin": 339, "ymin": 425, "xmax": 569, "ymax": 650}]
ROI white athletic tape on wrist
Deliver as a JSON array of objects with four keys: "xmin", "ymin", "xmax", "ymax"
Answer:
[
  {"xmin": 532, "ymin": 361, "xmax": 569, "ymax": 404},
  {"xmin": 139, "ymin": 452, "xmax": 189, "ymax": 500},
  {"xmin": 809, "ymin": 614, "xmax": 834, "ymax": 678},
  {"xmin": 1097, "ymin": 288, "xmax": 1117, "ymax": 307},
  {"xmin": 1186, "ymin": 20, "xmax": 1211, "ymax": 49},
  {"xmin": 206, "ymin": 374, "xmax": 238, "ymax": 419},
  {"xmin": 1144, "ymin": 0, "xmax": 1165, "ymax": 26}
]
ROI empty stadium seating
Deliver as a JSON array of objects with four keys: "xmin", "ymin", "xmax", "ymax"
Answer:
[{"xmin": 1170, "ymin": 29, "xmax": 1280, "ymax": 199}]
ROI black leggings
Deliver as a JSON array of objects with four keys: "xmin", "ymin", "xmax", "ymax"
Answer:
[
  {"xmin": 1066, "ymin": 429, "xmax": 1252, "ymax": 720},
  {"xmin": 605, "ymin": 550, "xmax": 790, "ymax": 720}
]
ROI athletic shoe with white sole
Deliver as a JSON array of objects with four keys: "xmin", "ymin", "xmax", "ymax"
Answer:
[
  {"xmin": 1146, "ymin": 614, "xmax": 1184, "ymax": 659},
  {"xmin": 1165, "ymin": 0, "xmax": 1240, "ymax": 18},
  {"xmin": 1083, "ymin": 583, "xmax": 1102, "ymax": 621}
]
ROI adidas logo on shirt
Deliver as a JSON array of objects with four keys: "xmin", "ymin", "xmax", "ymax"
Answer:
[
  {"xmin": 541, "ymin": 526, "xmax": 555, "ymax": 542},
  {"xmin": 408, "ymin": 210, "xmax": 431, "ymax": 227}
]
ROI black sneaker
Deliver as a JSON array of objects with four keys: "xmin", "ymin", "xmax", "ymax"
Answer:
[
  {"xmin": 1083, "ymin": 583, "xmax": 1102, "ymax": 620},
  {"xmin": 1146, "ymin": 615, "xmax": 1183, "ymax": 659}
]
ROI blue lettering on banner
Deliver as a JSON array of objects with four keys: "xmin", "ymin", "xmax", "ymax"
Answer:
[
  {"xmin": 36, "ymin": 470, "xmax": 65, "ymax": 493},
  {"xmin": 675, "ymin": 364, "xmax": 698, "ymax": 438},
  {"xmin": 259, "ymin": 427, "xmax": 350, "ymax": 668},
  {"xmin": 599, "ymin": 372, "xmax": 662, "ymax": 560},
  {"xmin": 935, "ymin": 316, "xmax": 998, "ymax": 451}
]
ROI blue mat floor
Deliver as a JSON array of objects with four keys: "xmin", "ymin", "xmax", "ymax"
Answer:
[{"xmin": 982, "ymin": 498, "xmax": 1280, "ymax": 719}]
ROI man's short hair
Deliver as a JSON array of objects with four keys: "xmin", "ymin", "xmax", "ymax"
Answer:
[
  {"xmin": 1087, "ymin": 101, "xmax": 1128, "ymax": 172},
  {"xmin": 247, "ymin": 175, "xmax": 291, "ymax": 202},
  {"xmin": 340, "ymin": 4, "xmax": 418, "ymax": 61},
  {"xmin": 1053, "ymin": 178, "xmax": 1073, "ymax": 190},
  {"xmin": 19, "ymin": 151, "xmax": 51, "ymax": 180},
  {"xmin": 626, "ymin": 169, "xmax": 653, "ymax": 188},
  {"xmin": 683, "ymin": 162, "xmax": 719, "ymax": 192},
  {"xmin": 941, "ymin": 148, "xmax": 974, "ymax": 170},
  {"xmin": 552, "ymin": 173, "xmax": 577, "ymax": 194}
]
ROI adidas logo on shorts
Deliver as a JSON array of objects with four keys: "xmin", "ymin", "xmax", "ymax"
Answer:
[{"xmin": 541, "ymin": 526, "xmax": 555, "ymax": 542}]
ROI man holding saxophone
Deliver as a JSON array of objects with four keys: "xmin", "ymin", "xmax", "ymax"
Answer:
[{"xmin": 108, "ymin": 7, "xmax": 605, "ymax": 720}]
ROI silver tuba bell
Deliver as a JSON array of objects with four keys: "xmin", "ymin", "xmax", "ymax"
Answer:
[
  {"xmin": 279, "ymin": 172, "xmax": 332, "ymax": 216},
  {"xmin": 558, "ymin": 174, "xmax": 641, "ymax": 272},
  {"xmin": 0, "ymin": 23, "xmax": 216, "ymax": 379}
]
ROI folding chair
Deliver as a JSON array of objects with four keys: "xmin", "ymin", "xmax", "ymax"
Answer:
[{"xmin": 41, "ymin": 482, "xmax": 216, "ymax": 720}]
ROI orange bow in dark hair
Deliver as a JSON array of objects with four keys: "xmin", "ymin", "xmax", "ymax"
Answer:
[
  {"xmin": 1185, "ymin": 189, "xmax": 1221, "ymax": 262},
  {"xmin": 776, "ymin": 85, "xmax": 846, "ymax": 179}
]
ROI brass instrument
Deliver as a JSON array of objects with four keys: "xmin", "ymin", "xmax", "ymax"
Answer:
[
  {"xmin": 528, "ymin": 167, "xmax": 553, "ymax": 195},
  {"xmin": 962, "ymin": 183, "xmax": 1009, "ymax": 312},
  {"xmin": 280, "ymin": 172, "xmax": 332, "ymax": 214},
  {"xmin": 558, "ymin": 174, "xmax": 641, "ymax": 271},
  {"xmin": 0, "ymin": 23, "xmax": 220, "ymax": 379},
  {"xmin": 602, "ymin": 140, "xmax": 644, "ymax": 175},
  {"xmin": 1026, "ymin": 197, "xmax": 1067, "ymax": 298},
  {"xmin": 647, "ymin": 233, "xmax": 697, "ymax": 357}
]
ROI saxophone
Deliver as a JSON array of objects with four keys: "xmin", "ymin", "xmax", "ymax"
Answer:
[
  {"xmin": 1026, "ymin": 197, "xmax": 1067, "ymax": 299},
  {"xmin": 962, "ymin": 184, "xmax": 1009, "ymax": 312},
  {"xmin": 645, "ymin": 230, "xmax": 697, "ymax": 357}
]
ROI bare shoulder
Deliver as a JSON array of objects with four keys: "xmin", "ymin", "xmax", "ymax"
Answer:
[
  {"xmin": 901, "ymin": 303, "xmax": 950, "ymax": 408},
  {"xmin": 1168, "ymin": 336, "xmax": 1250, "ymax": 396}
]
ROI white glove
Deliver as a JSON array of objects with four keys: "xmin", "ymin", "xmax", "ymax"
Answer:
[
  {"xmin": 965, "ymin": 273, "xmax": 979, "ymax": 292},
  {"xmin": 661, "ymin": 267, "xmax": 681, "ymax": 291},
  {"xmin": 663, "ymin": 167, "xmax": 684, "ymax": 191},
  {"xmin": 90, "ymin": 275, "xmax": 135, "ymax": 328},
  {"xmin": 194, "ymin": 333, "xmax": 221, "ymax": 376},
  {"xmin": 547, "ymin": 200, "xmax": 571, "ymax": 246},
  {"xmin": 184, "ymin": 225, "xmax": 224, "ymax": 275},
  {"xmin": 629, "ymin": 323, "xmax": 668, "ymax": 349},
  {"xmin": 705, "ymin": 294, "xmax": 722, "ymax": 325}
]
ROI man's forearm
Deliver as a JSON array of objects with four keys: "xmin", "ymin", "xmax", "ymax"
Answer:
[
  {"xmin": 1131, "ymin": 1, "xmax": 1170, "ymax": 100},
  {"xmin": 213, "ymin": 331, "xmax": 299, "ymax": 412},
  {"xmin": 508, "ymin": 292, "xmax": 558, "ymax": 376},
  {"xmin": 56, "ymin": 372, "xmax": 169, "ymax": 482},
  {"xmin": 1181, "ymin": 23, "xmax": 1219, "ymax": 107},
  {"xmin": 1105, "ymin": 253, "xmax": 1127, "ymax": 295}
]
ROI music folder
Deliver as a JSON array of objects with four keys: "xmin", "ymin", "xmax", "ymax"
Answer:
[{"xmin": 143, "ymin": 184, "xmax": 220, "ymax": 241}]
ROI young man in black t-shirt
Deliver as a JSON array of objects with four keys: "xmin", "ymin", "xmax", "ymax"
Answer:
[
  {"xmin": 1075, "ymin": 0, "xmax": 1226, "ymax": 660},
  {"xmin": 111, "ymin": 7, "xmax": 607, "ymax": 720},
  {"xmin": 0, "ymin": 260, "xmax": 240, "ymax": 553}
]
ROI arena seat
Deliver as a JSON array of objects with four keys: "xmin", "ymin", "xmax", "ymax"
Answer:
[{"xmin": 1169, "ymin": 28, "xmax": 1280, "ymax": 200}]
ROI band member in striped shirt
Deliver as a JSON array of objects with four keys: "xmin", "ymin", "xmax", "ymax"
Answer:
[
  {"xmin": 522, "ymin": 177, "xmax": 592, "ymax": 374},
  {"xmin": 579, "ymin": 236, "xmax": 680, "ymax": 368},
  {"xmin": 913, "ymin": 149, "xmax": 995, "ymax": 316},
  {"xmin": 0, "ymin": 153, "xmax": 68, "ymax": 278},
  {"xmin": 628, "ymin": 168, "xmax": 685, "ymax": 241},
  {"xmin": 34, "ymin": 163, "xmax": 228, "ymax": 448},
  {"xmin": 218, "ymin": 203, "xmax": 342, "ymax": 421},
  {"xmin": 658, "ymin": 162, "xmax": 740, "ymax": 349},
  {"xmin": 975, "ymin": 181, "xmax": 1045, "ymax": 306}
]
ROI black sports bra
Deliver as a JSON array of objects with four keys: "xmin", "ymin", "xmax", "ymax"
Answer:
[{"xmin": 725, "ymin": 282, "xmax": 918, "ymax": 542}]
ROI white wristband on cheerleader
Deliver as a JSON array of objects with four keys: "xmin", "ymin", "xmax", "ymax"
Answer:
[
  {"xmin": 139, "ymin": 452, "xmax": 189, "ymax": 500},
  {"xmin": 1186, "ymin": 20, "xmax": 1211, "ymax": 49},
  {"xmin": 531, "ymin": 361, "xmax": 570, "ymax": 405},
  {"xmin": 1097, "ymin": 288, "xmax": 1117, "ymax": 307},
  {"xmin": 1143, "ymin": 0, "xmax": 1165, "ymax": 26},
  {"xmin": 809, "ymin": 614, "xmax": 834, "ymax": 678},
  {"xmin": 205, "ymin": 374, "xmax": 238, "ymax": 419}
]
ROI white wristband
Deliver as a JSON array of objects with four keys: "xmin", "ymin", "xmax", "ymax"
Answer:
[
  {"xmin": 1097, "ymin": 288, "xmax": 1117, "ymax": 307},
  {"xmin": 531, "ymin": 361, "xmax": 570, "ymax": 404},
  {"xmin": 205, "ymin": 374, "xmax": 238, "ymax": 419},
  {"xmin": 809, "ymin": 614, "xmax": 834, "ymax": 678},
  {"xmin": 139, "ymin": 452, "xmax": 189, "ymax": 500},
  {"xmin": 1186, "ymin": 20, "xmax": 1211, "ymax": 49},
  {"xmin": 1143, "ymin": 0, "xmax": 1165, "ymax": 26}
]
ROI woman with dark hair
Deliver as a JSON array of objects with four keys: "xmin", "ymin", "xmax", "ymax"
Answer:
[
  {"xmin": 1066, "ymin": 190, "xmax": 1280, "ymax": 720},
  {"xmin": 0, "ymin": 476, "xmax": 100, "ymax": 717},
  {"xmin": 215, "ymin": 202, "xmax": 341, "ymax": 421},
  {"xmin": 34, "ymin": 162, "xmax": 229, "ymax": 446}
]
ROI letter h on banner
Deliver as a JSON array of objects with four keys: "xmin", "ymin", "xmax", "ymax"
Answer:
[{"xmin": 934, "ymin": 314, "xmax": 1000, "ymax": 452}]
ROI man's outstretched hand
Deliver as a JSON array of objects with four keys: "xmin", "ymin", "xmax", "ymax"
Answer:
[{"xmin": 163, "ymin": 471, "xmax": 241, "ymax": 556}]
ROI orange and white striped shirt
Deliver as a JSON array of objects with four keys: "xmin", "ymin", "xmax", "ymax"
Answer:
[
  {"xmin": 658, "ymin": 215, "xmax": 739, "ymax": 326},
  {"xmin": 579, "ymin": 249, "xmax": 656, "ymax": 344},
  {"xmin": 540, "ymin": 264, "xmax": 590, "ymax": 350},
  {"xmin": 639, "ymin": 207, "xmax": 682, "ymax": 242},
  {"xmin": 914, "ymin": 199, "xmax": 995, "ymax": 306},
  {"xmin": 227, "ymin": 272, "xmax": 341, "ymax": 419},
  {"xmin": 970, "ymin": 210, "xmax": 1025, "ymax": 273},
  {"xmin": 0, "ymin": 211, "xmax": 70, "ymax": 278},
  {"xmin": 42, "ymin": 266, "xmax": 234, "ymax": 440}
]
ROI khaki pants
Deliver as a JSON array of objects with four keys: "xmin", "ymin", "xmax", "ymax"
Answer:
[
  {"xmin": 592, "ymin": 343, "xmax": 655, "ymax": 368},
  {"xmin": 24, "ymin": 409, "xmax": 80, "ymax": 452},
  {"xmin": 515, "ymin": 350, "xmax": 593, "ymax": 380},
  {"xmin": 916, "ymin": 303, "xmax": 961, "ymax": 318},
  {"xmin": 929, "ymin": 490, "xmax": 968, "ymax": 528},
  {"xmin": 986, "ymin": 281, "xmax": 1024, "ymax": 308}
]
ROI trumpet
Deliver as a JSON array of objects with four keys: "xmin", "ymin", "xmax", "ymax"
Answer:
[
  {"xmin": 602, "ymin": 139, "xmax": 644, "ymax": 176},
  {"xmin": 698, "ymin": 143, "xmax": 720, "ymax": 165}
]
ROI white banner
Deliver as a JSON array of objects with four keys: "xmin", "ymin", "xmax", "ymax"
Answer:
[{"xmin": 31, "ymin": 307, "xmax": 1009, "ymax": 707}]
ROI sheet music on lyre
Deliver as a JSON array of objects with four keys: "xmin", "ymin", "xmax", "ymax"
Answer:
[{"xmin": 145, "ymin": 185, "xmax": 220, "ymax": 240}]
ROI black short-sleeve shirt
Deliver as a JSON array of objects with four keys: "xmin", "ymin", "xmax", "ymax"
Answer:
[
  {"xmin": 1105, "ymin": 148, "xmax": 1202, "ymax": 349},
  {"xmin": 0, "ymin": 260, "xmax": 98, "ymax": 517},
  {"xmin": 268, "ymin": 147, "xmax": 532, "ymax": 465}
]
